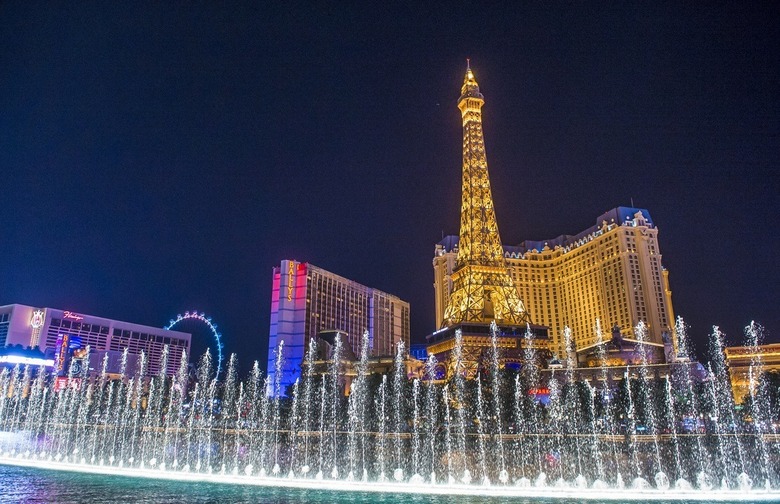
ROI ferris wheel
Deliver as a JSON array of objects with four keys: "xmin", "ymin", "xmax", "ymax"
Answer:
[{"xmin": 164, "ymin": 310, "xmax": 224, "ymax": 376}]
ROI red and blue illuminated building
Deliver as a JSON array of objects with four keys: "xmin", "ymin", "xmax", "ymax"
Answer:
[{"xmin": 267, "ymin": 260, "xmax": 410, "ymax": 396}]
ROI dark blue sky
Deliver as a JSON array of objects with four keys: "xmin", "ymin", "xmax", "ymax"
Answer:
[{"xmin": 1, "ymin": 2, "xmax": 778, "ymax": 372}]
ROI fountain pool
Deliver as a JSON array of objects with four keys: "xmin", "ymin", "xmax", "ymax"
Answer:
[{"xmin": 0, "ymin": 319, "xmax": 777, "ymax": 502}]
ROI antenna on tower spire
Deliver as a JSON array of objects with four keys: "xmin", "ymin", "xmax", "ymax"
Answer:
[{"xmin": 466, "ymin": 58, "xmax": 470, "ymax": 70}]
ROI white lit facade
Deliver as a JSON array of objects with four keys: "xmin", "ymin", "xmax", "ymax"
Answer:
[{"xmin": 0, "ymin": 304, "xmax": 191, "ymax": 376}]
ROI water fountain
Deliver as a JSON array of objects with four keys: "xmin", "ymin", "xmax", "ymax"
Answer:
[
  {"xmin": 0, "ymin": 321, "xmax": 778, "ymax": 501},
  {"xmin": 392, "ymin": 339, "xmax": 405, "ymax": 482}
]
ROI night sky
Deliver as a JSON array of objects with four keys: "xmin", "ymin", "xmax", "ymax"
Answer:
[{"xmin": 2, "ymin": 3, "xmax": 778, "ymax": 372}]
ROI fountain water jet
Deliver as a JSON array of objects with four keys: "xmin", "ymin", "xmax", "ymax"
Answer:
[{"xmin": 0, "ymin": 319, "xmax": 778, "ymax": 501}]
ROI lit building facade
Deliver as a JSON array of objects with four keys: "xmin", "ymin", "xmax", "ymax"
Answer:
[
  {"xmin": 267, "ymin": 260, "xmax": 410, "ymax": 395},
  {"xmin": 0, "ymin": 304, "xmax": 190, "ymax": 377},
  {"xmin": 434, "ymin": 207, "xmax": 675, "ymax": 357},
  {"xmin": 724, "ymin": 343, "xmax": 780, "ymax": 404}
]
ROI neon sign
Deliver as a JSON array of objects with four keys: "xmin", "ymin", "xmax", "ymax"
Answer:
[
  {"xmin": 30, "ymin": 310, "xmax": 44, "ymax": 329},
  {"xmin": 55, "ymin": 333, "xmax": 70, "ymax": 373},
  {"xmin": 287, "ymin": 261, "xmax": 295, "ymax": 301},
  {"xmin": 63, "ymin": 311, "xmax": 84, "ymax": 321}
]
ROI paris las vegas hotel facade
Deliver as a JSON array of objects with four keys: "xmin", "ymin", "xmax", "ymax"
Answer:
[
  {"xmin": 430, "ymin": 63, "xmax": 676, "ymax": 363},
  {"xmin": 433, "ymin": 206, "xmax": 675, "ymax": 358}
]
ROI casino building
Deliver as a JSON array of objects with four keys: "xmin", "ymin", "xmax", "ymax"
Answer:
[
  {"xmin": 267, "ymin": 260, "xmax": 410, "ymax": 395},
  {"xmin": 434, "ymin": 207, "xmax": 675, "ymax": 358},
  {"xmin": 0, "ymin": 304, "xmax": 191, "ymax": 377}
]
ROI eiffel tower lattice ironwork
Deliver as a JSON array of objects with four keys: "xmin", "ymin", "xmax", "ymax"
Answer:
[{"xmin": 441, "ymin": 62, "xmax": 530, "ymax": 327}]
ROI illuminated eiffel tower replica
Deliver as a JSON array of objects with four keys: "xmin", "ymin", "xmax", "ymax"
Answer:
[{"xmin": 426, "ymin": 63, "xmax": 550, "ymax": 377}]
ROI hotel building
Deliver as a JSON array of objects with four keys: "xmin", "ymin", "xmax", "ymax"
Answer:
[
  {"xmin": 724, "ymin": 343, "xmax": 780, "ymax": 404},
  {"xmin": 0, "ymin": 304, "xmax": 191, "ymax": 377},
  {"xmin": 267, "ymin": 260, "xmax": 410, "ymax": 395},
  {"xmin": 434, "ymin": 207, "xmax": 675, "ymax": 357}
]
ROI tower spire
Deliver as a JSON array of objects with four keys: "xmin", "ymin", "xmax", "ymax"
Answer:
[{"xmin": 441, "ymin": 64, "xmax": 530, "ymax": 327}]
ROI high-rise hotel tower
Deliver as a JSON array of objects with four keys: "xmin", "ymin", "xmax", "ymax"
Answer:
[
  {"xmin": 432, "ymin": 66, "xmax": 675, "ymax": 358},
  {"xmin": 268, "ymin": 260, "xmax": 410, "ymax": 395}
]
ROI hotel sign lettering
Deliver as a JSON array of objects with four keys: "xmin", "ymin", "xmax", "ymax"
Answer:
[
  {"xmin": 63, "ymin": 311, "xmax": 84, "ymax": 321},
  {"xmin": 287, "ymin": 261, "xmax": 295, "ymax": 301}
]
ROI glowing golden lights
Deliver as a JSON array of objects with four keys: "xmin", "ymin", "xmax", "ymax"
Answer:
[
  {"xmin": 287, "ymin": 261, "xmax": 295, "ymax": 301},
  {"xmin": 441, "ymin": 64, "xmax": 529, "ymax": 328}
]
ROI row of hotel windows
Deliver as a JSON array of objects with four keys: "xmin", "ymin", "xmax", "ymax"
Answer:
[
  {"xmin": 512, "ymin": 230, "xmax": 658, "ymax": 266},
  {"xmin": 308, "ymin": 285, "xmax": 370, "ymax": 327},
  {"xmin": 112, "ymin": 331, "xmax": 188, "ymax": 346},
  {"xmin": 525, "ymin": 291, "xmax": 632, "ymax": 333},
  {"xmin": 0, "ymin": 324, "xmax": 9, "ymax": 347},
  {"xmin": 468, "ymin": 223, "xmax": 659, "ymax": 264},
  {"xmin": 309, "ymin": 278, "xmax": 372, "ymax": 318},
  {"xmin": 510, "ymin": 252, "xmax": 657, "ymax": 282},
  {"xmin": 311, "ymin": 275, "xmax": 371, "ymax": 297},
  {"xmin": 50, "ymin": 318, "xmax": 109, "ymax": 333},
  {"xmin": 44, "ymin": 328, "xmax": 103, "ymax": 350},
  {"xmin": 451, "ymin": 236, "xmax": 655, "ymax": 275},
  {"xmin": 517, "ymin": 228, "xmax": 621, "ymax": 260},
  {"xmin": 48, "ymin": 319, "xmax": 187, "ymax": 347}
]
